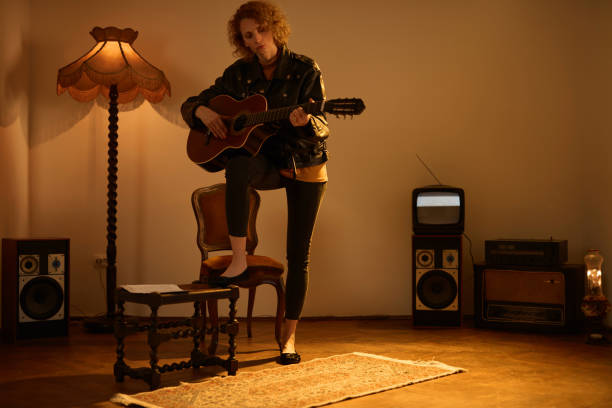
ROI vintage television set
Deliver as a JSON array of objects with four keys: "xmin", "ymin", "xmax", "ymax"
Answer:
[{"xmin": 412, "ymin": 185, "xmax": 465, "ymax": 235}]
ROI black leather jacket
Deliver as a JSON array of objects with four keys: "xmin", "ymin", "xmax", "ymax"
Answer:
[{"xmin": 181, "ymin": 46, "xmax": 329, "ymax": 169}]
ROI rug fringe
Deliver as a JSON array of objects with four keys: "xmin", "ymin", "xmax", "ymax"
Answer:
[
  {"xmin": 352, "ymin": 352, "xmax": 466, "ymax": 372},
  {"xmin": 111, "ymin": 393, "xmax": 165, "ymax": 408},
  {"xmin": 305, "ymin": 352, "xmax": 465, "ymax": 408}
]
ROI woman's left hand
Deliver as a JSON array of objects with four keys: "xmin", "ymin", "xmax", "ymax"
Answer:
[{"xmin": 289, "ymin": 98, "xmax": 313, "ymax": 127}]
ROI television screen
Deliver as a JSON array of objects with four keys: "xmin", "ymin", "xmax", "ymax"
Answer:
[{"xmin": 416, "ymin": 191, "xmax": 461, "ymax": 225}]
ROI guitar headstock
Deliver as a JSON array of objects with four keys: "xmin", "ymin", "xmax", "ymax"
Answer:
[{"xmin": 322, "ymin": 98, "xmax": 366, "ymax": 118}]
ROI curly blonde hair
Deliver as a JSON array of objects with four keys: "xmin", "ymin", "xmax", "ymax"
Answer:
[{"xmin": 228, "ymin": 1, "xmax": 291, "ymax": 59}]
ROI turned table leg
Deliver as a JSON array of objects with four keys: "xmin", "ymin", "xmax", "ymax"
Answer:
[
  {"xmin": 226, "ymin": 295, "xmax": 239, "ymax": 375},
  {"xmin": 113, "ymin": 299, "xmax": 127, "ymax": 382},
  {"xmin": 191, "ymin": 300, "xmax": 207, "ymax": 366},
  {"xmin": 147, "ymin": 305, "xmax": 161, "ymax": 389}
]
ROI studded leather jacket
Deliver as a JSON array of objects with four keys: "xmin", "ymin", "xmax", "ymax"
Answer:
[{"xmin": 181, "ymin": 46, "xmax": 329, "ymax": 170}]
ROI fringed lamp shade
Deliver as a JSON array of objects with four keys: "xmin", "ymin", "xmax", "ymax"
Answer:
[{"xmin": 57, "ymin": 26, "xmax": 170, "ymax": 103}]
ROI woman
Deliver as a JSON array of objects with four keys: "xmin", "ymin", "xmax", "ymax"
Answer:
[{"xmin": 181, "ymin": 1, "xmax": 329, "ymax": 365}]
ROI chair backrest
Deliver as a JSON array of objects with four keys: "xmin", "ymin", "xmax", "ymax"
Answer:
[{"xmin": 191, "ymin": 183, "xmax": 260, "ymax": 260}]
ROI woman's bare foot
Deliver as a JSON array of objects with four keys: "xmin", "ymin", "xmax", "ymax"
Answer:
[
  {"xmin": 281, "ymin": 319, "xmax": 298, "ymax": 354},
  {"xmin": 225, "ymin": 235, "xmax": 248, "ymax": 278}
]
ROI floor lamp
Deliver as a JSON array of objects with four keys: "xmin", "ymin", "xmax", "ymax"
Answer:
[{"xmin": 57, "ymin": 26, "xmax": 171, "ymax": 332}]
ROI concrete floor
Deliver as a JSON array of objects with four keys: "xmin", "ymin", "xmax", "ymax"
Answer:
[{"xmin": 0, "ymin": 318, "xmax": 610, "ymax": 407}]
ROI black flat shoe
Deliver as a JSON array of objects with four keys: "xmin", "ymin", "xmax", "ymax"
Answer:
[
  {"xmin": 279, "ymin": 352, "xmax": 301, "ymax": 365},
  {"xmin": 207, "ymin": 276, "xmax": 232, "ymax": 287},
  {"xmin": 208, "ymin": 269, "xmax": 250, "ymax": 287}
]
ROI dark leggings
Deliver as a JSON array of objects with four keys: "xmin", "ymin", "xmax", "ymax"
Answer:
[{"xmin": 225, "ymin": 155, "xmax": 326, "ymax": 320}]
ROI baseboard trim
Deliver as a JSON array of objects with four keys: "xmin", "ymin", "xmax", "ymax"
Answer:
[
  {"xmin": 69, "ymin": 314, "xmax": 477, "ymax": 323},
  {"xmin": 69, "ymin": 315, "xmax": 414, "ymax": 322}
]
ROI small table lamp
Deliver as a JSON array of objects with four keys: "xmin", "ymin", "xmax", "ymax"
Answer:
[
  {"xmin": 581, "ymin": 249, "xmax": 611, "ymax": 344},
  {"xmin": 57, "ymin": 26, "xmax": 171, "ymax": 332}
]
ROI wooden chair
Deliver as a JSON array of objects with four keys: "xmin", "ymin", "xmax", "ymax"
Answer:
[{"xmin": 191, "ymin": 183, "xmax": 285, "ymax": 352}]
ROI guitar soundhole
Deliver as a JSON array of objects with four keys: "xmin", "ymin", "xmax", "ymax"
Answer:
[{"xmin": 233, "ymin": 115, "xmax": 247, "ymax": 131}]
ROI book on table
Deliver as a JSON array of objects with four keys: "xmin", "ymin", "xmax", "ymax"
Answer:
[{"xmin": 120, "ymin": 284, "xmax": 187, "ymax": 294}]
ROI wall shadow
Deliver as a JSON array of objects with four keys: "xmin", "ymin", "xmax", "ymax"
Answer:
[{"xmin": 0, "ymin": 34, "xmax": 27, "ymax": 129}]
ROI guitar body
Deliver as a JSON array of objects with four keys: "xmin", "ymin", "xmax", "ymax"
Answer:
[
  {"xmin": 186, "ymin": 94, "xmax": 272, "ymax": 172},
  {"xmin": 185, "ymin": 94, "xmax": 365, "ymax": 172}
]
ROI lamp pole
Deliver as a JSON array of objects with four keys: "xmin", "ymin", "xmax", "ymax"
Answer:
[{"xmin": 106, "ymin": 83, "xmax": 119, "ymax": 317}]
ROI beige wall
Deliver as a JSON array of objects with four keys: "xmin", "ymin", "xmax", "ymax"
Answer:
[
  {"xmin": 0, "ymin": 0, "xmax": 30, "ymax": 238},
  {"xmin": 580, "ymin": 3, "xmax": 612, "ymax": 326},
  {"xmin": 0, "ymin": 0, "xmax": 31, "ymax": 312},
  {"xmin": 2, "ymin": 0, "xmax": 611, "ymax": 323}
]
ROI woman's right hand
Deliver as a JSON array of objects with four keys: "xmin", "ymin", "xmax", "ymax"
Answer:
[{"xmin": 195, "ymin": 105, "xmax": 228, "ymax": 139}]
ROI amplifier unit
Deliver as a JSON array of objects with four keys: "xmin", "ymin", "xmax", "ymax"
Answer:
[
  {"xmin": 474, "ymin": 262, "xmax": 583, "ymax": 332},
  {"xmin": 485, "ymin": 239, "xmax": 567, "ymax": 266}
]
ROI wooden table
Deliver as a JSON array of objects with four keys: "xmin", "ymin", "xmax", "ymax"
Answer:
[{"xmin": 113, "ymin": 283, "xmax": 239, "ymax": 389}]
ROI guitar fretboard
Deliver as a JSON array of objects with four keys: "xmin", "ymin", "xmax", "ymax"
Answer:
[{"xmin": 243, "ymin": 102, "xmax": 320, "ymax": 127}]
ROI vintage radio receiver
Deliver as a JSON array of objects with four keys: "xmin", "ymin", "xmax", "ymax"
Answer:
[
  {"xmin": 474, "ymin": 263, "xmax": 583, "ymax": 332},
  {"xmin": 485, "ymin": 239, "xmax": 568, "ymax": 267}
]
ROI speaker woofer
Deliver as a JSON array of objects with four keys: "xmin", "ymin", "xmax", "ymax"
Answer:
[
  {"xmin": 20, "ymin": 276, "xmax": 64, "ymax": 320},
  {"xmin": 417, "ymin": 269, "xmax": 457, "ymax": 309}
]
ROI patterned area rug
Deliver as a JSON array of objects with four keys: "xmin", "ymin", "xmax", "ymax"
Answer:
[{"xmin": 111, "ymin": 352, "xmax": 464, "ymax": 408}]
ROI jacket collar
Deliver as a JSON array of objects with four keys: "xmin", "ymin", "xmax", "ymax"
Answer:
[
  {"xmin": 247, "ymin": 45, "xmax": 291, "ymax": 81},
  {"xmin": 272, "ymin": 45, "xmax": 292, "ymax": 80}
]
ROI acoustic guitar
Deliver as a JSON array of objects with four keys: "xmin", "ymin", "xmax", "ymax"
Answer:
[{"xmin": 186, "ymin": 94, "xmax": 365, "ymax": 172}]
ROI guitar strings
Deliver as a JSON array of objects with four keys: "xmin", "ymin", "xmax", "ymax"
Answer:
[{"xmin": 244, "ymin": 102, "xmax": 316, "ymax": 126}]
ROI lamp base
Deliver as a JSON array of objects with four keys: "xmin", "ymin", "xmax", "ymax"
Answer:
[
  {"xmin": 581, "ymin": 296, "xmax": 611, "ymax": 345},
  {"xmin": 586, "ymin": 332, "xmax": 609, "ymax": 345},
  {"xmin": 584, "ymin": 317, "xmax": 610, "ymax": 345},
  {"xmin": 83, "ymin": 315, "xmax": 115, "ymax": 334}
]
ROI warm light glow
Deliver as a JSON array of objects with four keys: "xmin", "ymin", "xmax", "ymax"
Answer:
[
  {"xmin": 57, "ymin": 26, "xmax": 170, "ymax": 104},
  {"xmin": 587, "ymin": 268, "xmax": 602, "ymax": 290},
  {"xmin": 584, "ymin": 249, "xmax": 604, "ymax": 297}
]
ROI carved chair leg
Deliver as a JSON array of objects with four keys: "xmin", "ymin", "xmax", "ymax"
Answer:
[
  {"xmin": 274, "ymin": 278, "xmax": 286, "ymax": 349},
  {"xmin": 199, "ymin": 300, "xmax": 207, "ymax": 354},
  {"xmin": 247, "ymin": 287, "xmax": 256, "ymax": 338}
]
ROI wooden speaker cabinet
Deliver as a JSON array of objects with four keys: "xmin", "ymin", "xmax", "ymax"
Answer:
[
  {"xmin": 412, "ymin": 235, "xmax": 462, "ymax": 326},
  {"xmin": 474, "ymin": 262, "xmax": 584, "ymax": 332},
  {"xmin": 2, "ymin": 238, "xmax": 70, "ymax": 343}
]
